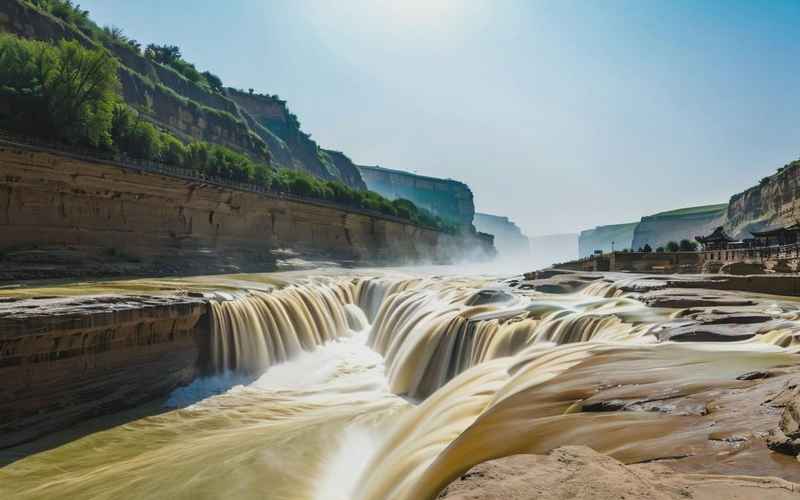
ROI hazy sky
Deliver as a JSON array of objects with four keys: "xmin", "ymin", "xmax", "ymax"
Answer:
[{"xmin": 81, "ymin": 0, "xmax": 800, "ymax": 237}]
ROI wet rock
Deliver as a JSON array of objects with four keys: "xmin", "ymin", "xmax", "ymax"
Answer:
[
  {"xmin": 581, "ymin": 399, "xmax": 628, "ymax": 412},
  {"xmin": 466, "ymin": 289, "xmax": 515, "ymax": 306},
  {"xmin": 638, "ymin": 288, "xmax": 757, "ymax": 308}
]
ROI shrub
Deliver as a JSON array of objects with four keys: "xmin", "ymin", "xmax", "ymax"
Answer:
[
  {"xmin": 0, "ymin": 34, "xmax": 119, "ymax": 147},
  {"xmin": 202, "ymin": 71, "xmax": 223, "ymax": 93},
  {"xmin": 160, "ymin": 133, "xmax": 186, "ymax": 165}
]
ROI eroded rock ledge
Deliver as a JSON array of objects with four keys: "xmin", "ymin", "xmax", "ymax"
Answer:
[
  {"xmin": 437, "ymin": 446, "xmax": 800, "ymax": 500},
  {"xmin": 0, "ymin": 293, "xmax": 210, "ymax": 448}
]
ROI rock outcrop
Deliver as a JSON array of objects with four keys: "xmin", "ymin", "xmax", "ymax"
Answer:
[
  {"xmin": 437, "ymin": 446, "xmax": 800, "ymax": 500},
  {"xmin": 725, "ymin": 159, "xmax": 800, "ymax": 238},
  {"xmin": 766, "ymin": 382, "xmax": 800, "ymax": 457},
  {"xmin": 225, "ymin": 89, "xmax": 367, "ymax": 188},
  {"xmin": 0, "ymin": 293, "xmax": 209, "ymax": 448}
]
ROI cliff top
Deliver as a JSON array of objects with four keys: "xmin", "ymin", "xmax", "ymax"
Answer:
[
  {"xmin": 358, "ymin": 164, "xmax": 468, "ymax": 188},
  {"xmin": 646, "ymin": 203, "xmax": 727, "ymax": 219}
]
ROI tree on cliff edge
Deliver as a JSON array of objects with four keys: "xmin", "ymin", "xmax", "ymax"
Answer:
[
  {"xmin": 679, "ymin": 239, "xmax": 698, "ymax": 252},
  {"xmin": 0, "ymin": 35, "xmax": 119, "ymax": 147}
]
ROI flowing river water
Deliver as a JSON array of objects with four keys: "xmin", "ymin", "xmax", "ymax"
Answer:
[{"xmin": 1, "ymin": 267, "xmax": 799, "ymax": 499}]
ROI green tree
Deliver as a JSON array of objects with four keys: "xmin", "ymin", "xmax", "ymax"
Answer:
[
  {"xmin": 665, "ymin": 241, "xmax": 680, "ymax": 252},
  {"xmin": 202, "ymin": 71, "xmax": 223, "ymax": 93},
  {"xmin": 160, "ymin": 133, "xmax": 186, "ymax": 165},
  {"xmin": 642, "ymin": 244, "xmax": 653, "ymax": 253},
  {"xmin": 144, "ymin": 44, "xmax": 181, "ymax": 65},
  {"xmin": 679, "ymin": 239, "xmax": 698, "ymax": 252},
  {"xmin": 0, "ymin": 34, "xmax": 119, "ymax": 146}
]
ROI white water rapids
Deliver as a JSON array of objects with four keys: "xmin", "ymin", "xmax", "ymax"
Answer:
[{"xmin": 1, "ymin": 269, "xmax": 799, "ymax": 499}]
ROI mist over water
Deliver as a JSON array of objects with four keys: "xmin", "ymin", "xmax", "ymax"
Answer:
[{"xmin": 2, "ymin": 267, "xmax": 799, "ymax": 500}]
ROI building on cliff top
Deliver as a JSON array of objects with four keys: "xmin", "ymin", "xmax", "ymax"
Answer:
[
  {"xmin": 473, "ymin": 213, "xmax": 530, "ymax": 257},
  {"xmin": 357, "ymin": 165, "xmax": 475, "ymax": 226}
]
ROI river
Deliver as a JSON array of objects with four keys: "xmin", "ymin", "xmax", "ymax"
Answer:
[{"xmin": 1, "ymin": 265, "xmax": 798, "ymax": 499}]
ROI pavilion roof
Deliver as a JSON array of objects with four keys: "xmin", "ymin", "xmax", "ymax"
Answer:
[{"xmin": 695, "ymin": 226, "xmax": 734, "ymax": 243}]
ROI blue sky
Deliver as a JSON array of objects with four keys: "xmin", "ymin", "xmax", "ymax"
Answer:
[{"xmin": 81, "ymin": 0, "xmax": 800, "ymax": 236}]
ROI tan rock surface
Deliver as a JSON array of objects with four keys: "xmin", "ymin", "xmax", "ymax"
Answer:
[{"xmin": 438, "ymin": 446, "xmax": 800, "ymax": 500}]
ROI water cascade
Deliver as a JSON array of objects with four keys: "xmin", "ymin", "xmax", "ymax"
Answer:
[{"xmin": 3, "ymin": 271, "xmax": 800, "ymax": 500}]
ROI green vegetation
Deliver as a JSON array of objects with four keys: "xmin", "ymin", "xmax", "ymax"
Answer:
[
  {"xmin": 0, "ymin": 32, "xmax": 455, "ymax": 232},
  {"xmin": 0, "ymin": 34, "xmax": 119, "ymax": 147},
  {"xmin": 679, "ymin": 239, "xmax": 698, "ymax": 251},
  {"xmin": 662, "ymin": 240, "xmax": 698, "ymax": 252}
]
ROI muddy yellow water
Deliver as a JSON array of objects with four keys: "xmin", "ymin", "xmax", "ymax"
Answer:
[{"xmin": 1, "ymin": 268, "xmax": 799, "ymax": 500}]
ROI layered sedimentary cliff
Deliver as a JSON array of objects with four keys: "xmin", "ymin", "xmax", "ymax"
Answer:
[
  {"xmin": 579, "ymin": 204, "xmax": 726, "ymax": 257},
  {"xmin": 578, "ymin": 222, "xmax": 637, "ymax": 257},
  {"xmin": 725, "ymin": 160, "xmax": 800, "ymax": 238},
  {"xmin": 226, "ymin": 89, "xmax": 367, "ymax": 188},
  {"xmin": 0, "ymin": 293, "xmax": 208, "ymax": 448},
  {"xmin": 0, "ymin": 143, "xmax": 491, "ymax": 280},
  {"xmin": 358, "ymin": 165, "xmax": 475, "ymax": 226},
  {"xmin": 473, "ymin": 212, "xmax": 529, "ymax": 257},
  {"xmin": 631, "ymin": 204, "xmax": 727, "ymax": 250}
]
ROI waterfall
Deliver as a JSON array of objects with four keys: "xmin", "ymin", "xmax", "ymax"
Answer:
[
  {"xmin": 207, "ymin": 276, "xmax": 420, "ymax": 375},
  {"xmin": 209, "ymin": 279, "xmax": 356, "ymax": 374},
  {"xmin": 9, "ymin": 271, "xmax": 800, "ymax": 500},
  {"xmin": 366, "ymin": 283, "xmax": 660, "ymax": 399},
  {"xmin": 201, "ymin": 271, "xmax": 800, "ymax": 500}
]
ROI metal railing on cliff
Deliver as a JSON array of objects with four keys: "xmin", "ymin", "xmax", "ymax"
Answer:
[{"xmin": 0, "ymin": 130, "xmax": 445, "ymax": 232}]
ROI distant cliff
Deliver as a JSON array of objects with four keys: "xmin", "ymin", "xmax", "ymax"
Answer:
[
  {"xmin": 578, "ymin": 223, "xmax": 637, "ymax": 257},
  {"xmin": 631, "ymin": 204, "xmax": 727, "ymax": 250},
  {"xmin": 724, "ymin": 159, "xmax": 800, "ymax": 238},
  {"xmin": 473, "ymin": 213, "xmax": 529, "ymax": 257},
  {"xmin": 358, "ymin": 165, "xmax": 475, "ymax": 226}
]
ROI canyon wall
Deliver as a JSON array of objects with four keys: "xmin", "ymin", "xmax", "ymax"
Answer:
[
  {"xmin": 0, "ymin": 0, "xmax": 367, "ymax": 188},
  {"xmin": 578, "ymin": 222, "xmax": 637, "ymax": 257},
  {"xmin": 473, "ymin": 212, "xmax": 530, "ymax": 257},
  {"xmin": 358, "ymin": 165, "xmax": 475, "ymax": 226},
  {"xmin": 631, "ymin": 204, "xmax": 727, "ymax": 250},
  {"xmin": 725, "ymin": 160, "xmax": 800, "ymax": 238},
  {"xmin": 579, "ymin": 205, "xmax": 726, "ymax": 257},
  {"xmin": 0, "ymin": 143, "xmax": 492, "ymax": 280},
  {"xmin": 225, "ymin": 89, "xmax": 367, "ymax": 188}
]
